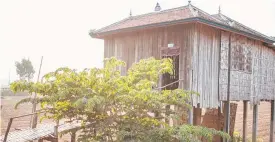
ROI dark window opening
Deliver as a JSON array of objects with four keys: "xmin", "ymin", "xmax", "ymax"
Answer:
[{"xmin": 162, "ymin": 55, "xmax": 179, "ymax": 90}]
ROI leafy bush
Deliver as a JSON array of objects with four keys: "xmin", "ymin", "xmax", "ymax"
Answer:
[
  {"xmin": 11, "ymin": 57, "xmax": 230, "ymax": 142},
  {"xmin": 232, "ymin": 131, "xmax": 263, "ymax": 142}
]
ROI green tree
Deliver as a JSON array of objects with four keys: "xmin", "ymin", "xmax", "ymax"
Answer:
[
  {"xmin": 11, "ymin": 57, "xmax": 229, "ymax": 142},
  {"xmin": 15, "ymin": 58, "xmax": 35, "ymax": 81}
]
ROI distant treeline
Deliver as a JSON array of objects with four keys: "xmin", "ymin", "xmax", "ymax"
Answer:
[{"xmin": 1, "ymin": 87, "xmax": 28, "ymax": 96}]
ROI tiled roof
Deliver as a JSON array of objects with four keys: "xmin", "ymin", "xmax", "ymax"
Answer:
[
  {"xmin": 212, "ymin": 14, "xmax": 273, "ymax": 41},
  {"xmin": 94, "ymin": 5, "xmax": 226, "ymax": 33},
  {"xmin": 95, "ymin": 5, "xmax": 193, "ymax": 33},
  {"xmin": 91, "ymin": 4, "xmax": 275, "ymax": 44}
]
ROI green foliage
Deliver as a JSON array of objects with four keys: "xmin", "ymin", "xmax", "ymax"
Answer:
[
  {"xmin": 232, "ymin": 131, "xmax": 263, "ymax": 142},
  {"xmin": 10, "ymin": 57, "xmax": 230, "ymax": 142},
  {"xmin": 15, "ymin": 58, "xmax": 35, "ymax": 81},
  {"xmin": 14, "ymin": 97, "xmax": 32, "ymax": 109}
]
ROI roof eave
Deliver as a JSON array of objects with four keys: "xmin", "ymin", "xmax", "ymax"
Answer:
[
  {"xmin": 89, "ymin": 31, "xmax": 100, "ymax": 39},
  {"xmin": 264, "ymin": 43, "xmax": 275, "ymax": 50},
  {"xmin": 90, "ymin": 17, "xmax": 275, "ymax": 44},
  {"xmin": 89, "ymin": 17, "xmax": 199, "ymax": 39},
  {"xmin": 197, "ymin": 17, "xmax": 275, "ymax": 44}
]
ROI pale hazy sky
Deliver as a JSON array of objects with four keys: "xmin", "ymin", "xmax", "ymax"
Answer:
[{"xmin": 0, "ymin": 0, "xmax": 274, "ymax": 86}]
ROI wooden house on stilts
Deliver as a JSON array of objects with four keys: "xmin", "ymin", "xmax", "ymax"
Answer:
[{"xmin": 90, "ymin": 1, "xmax": 275, "ymax": 141}]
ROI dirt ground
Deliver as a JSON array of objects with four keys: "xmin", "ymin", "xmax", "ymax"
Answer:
[
  {"xmin": 1, "ymin": 95, "xmax": 71, "ymax": 141},
  {"xmin": 234, "ymin": 101, "xmax": 274, "ymax": 142},
  {"xmin": 1, "ymin": 96, "xmax": 273, "ymax": 141}
]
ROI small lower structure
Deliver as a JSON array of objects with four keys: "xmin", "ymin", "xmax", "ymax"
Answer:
[{"xmin": 1, "ymin": 121, "xmax": 82, "ymax": 142}]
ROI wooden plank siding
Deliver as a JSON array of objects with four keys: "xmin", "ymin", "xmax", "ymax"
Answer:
[
  {"xmin": 103, "ymin": 23, "xmax": 275, "ymax": 108},
  {"xmin": 251, "ymin": 41, "xmax": 275, "ymax": 104},
  {"xmin": 219, "ymin": 32, "xmax": 253, "ymax": 101},
  {"xmin": 103, "ymin": 23, "xmax": 195, "ymax": 90},
  {"xmin": 219, "ymin": 31, "xmax": 275, "ymax": 104},
  {"xmin": 191, "ymin": 23, "xmax": 220, "ymax": 108}
]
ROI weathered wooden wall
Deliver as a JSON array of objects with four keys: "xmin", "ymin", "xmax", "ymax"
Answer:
[
  {"xmin": 219, "ymin": 31, "xmax": 275, "ymax": 103},
  {"xmin": 191, "ymin": 23, "xmax": 221, "ymax": 108},
  {"xmin": 103, "ymin": 22, "xmax": 275, "ymax": 108},
  {"xmin": 219, "ymin": 32, "xmax": 253, "ymax": 101},
  {"xmin": 104, "ymin": 24, "xmax": 195, "ymax": 90},
  {"xmin": 251, "ymin": 41, "xmax": 275, "ymax": 103}
]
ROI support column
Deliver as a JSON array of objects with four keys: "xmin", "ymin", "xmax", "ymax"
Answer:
[
  {"xmin": 188, "ymin": 69, "xmax": 194, "ymax": 125},
  {"xmin": 53, "ymin": 120, "xmax": 59, "ymax": 142},
  {"xmin": 71, "ymin": 131, "xmax": 76, "ymax": 142},
  {"xmin": 243, "ymin": 101, "xmax": 248, "ymax": 142},
  {"xmin": 270, "ymin": 100, "xmax": 274, "ymax": 142},
  {"xmin": 218, "ymin": 106, "xmax": 222, "ymax": 142},
  {"xmin": 188, "ymin": 107, "xmax": 194, "ymax": 124},
  {"xmin": 217, "ymin": 106, "xmax": 222, "ymax": 129},
  {"xmin": 223, "ymin": 101, "xmax": 230, "ymax": 139},
  {"xmin": 193, "ymin": 106, "xmax": 201, "ymax": 125},
  {"xmin": 165, "ymin": 105, "xmax": 170, "ymax": 124},
  {"xmin": 3, "ymin": 118, "xmax": 13, "ymax": 142},
  {"xmin": 252, "ymin": 104, "xmax": 258, "ymax": 142},
  {"xmin": 223, "ymin": 33, "xmax": 232, "ymax": 142}
]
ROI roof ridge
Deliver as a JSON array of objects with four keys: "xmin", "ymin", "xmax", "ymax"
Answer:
[
  {"xmin": 217, "ymin": 14, "xmax": 229, "ymax": 22},
  {"xmin": 157, "ymin": 5, "xmax": 189, "ymax": 13},
  {"xmin": 188, "ymin": 4, "xmax": 198, "ymax": 17},
  {"xmin": 131, "ymin": 5, "xmax": 189, "ymax": 19},
  {"xmin": 218, "ymin": 13, "xmax": 273, "ymax": 40},
  {"xmin": 95, "ymin": 5, "xmax": 190, "ymax": 33},
  {"xmin": 190, "ymin": 4, "xmax": 223, "ymax": 23},
  {"xmin": 91, "ymin": 4, "xmax": 274, "ymax": 43}
]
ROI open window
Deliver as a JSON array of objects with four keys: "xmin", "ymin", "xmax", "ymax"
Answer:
[{"xmin": 161, "ymin": 47, "xmax": 180, "ymax": 90}]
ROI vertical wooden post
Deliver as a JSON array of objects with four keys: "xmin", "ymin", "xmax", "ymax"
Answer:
[
  {"xmin": 218, "ymin": 106, "xmax": 223, "ymax": 142},
  {"xmin": 188, "ymin": 69, "xmax": 194, "ymax": 125},
  {"xmin": 165, "ymin": 105, "xmax": 170, "ymax": 124},
  {"xmin": 3, "ymin": 118, "xmax": 13, "ymax": 142},
  {"xmin": 53, "ymin": 120, "xmax": 59, "ymax": 142},
  {"xmin": 71, "ymin": 131, "xmax": 76, "ymax": 142},
  {"xmin": 223, "ymin": 101, "xmax": 231, "ymax": 142},
  {"xmin": 53, "ymin": 125, "xmax": 58, "ymax": 142},
  {"xmin": 223, "ymin": 33, "xmax": 232, "ymax": 142},
  {"xmin": 188, "ymin": 106, "xmax": 194, "ymax": 124},
  {"xmin": 31, "ymin": 56, "xmax": 43, "ymax": 129},
  {"xmin": 155, "ymin": 74, "xmax": 162, "ymax": 120},
  {"xmin": 243, "ymin": 101, "xmax": 248, "ymax": 142},
  {"xmin": 270, "ymin": 100, "xmax": 274, "ymax": 142},
  {"xmin": 218, "ymin": 106, "xmax": 221, "ymax": 129},
  {"xmin": 252, "ymin": 104, "xmax": 258, "ymax": 142},
  {"xmin": 193, "ymin": 105, "xmax": 201, "ymax": 125}
]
